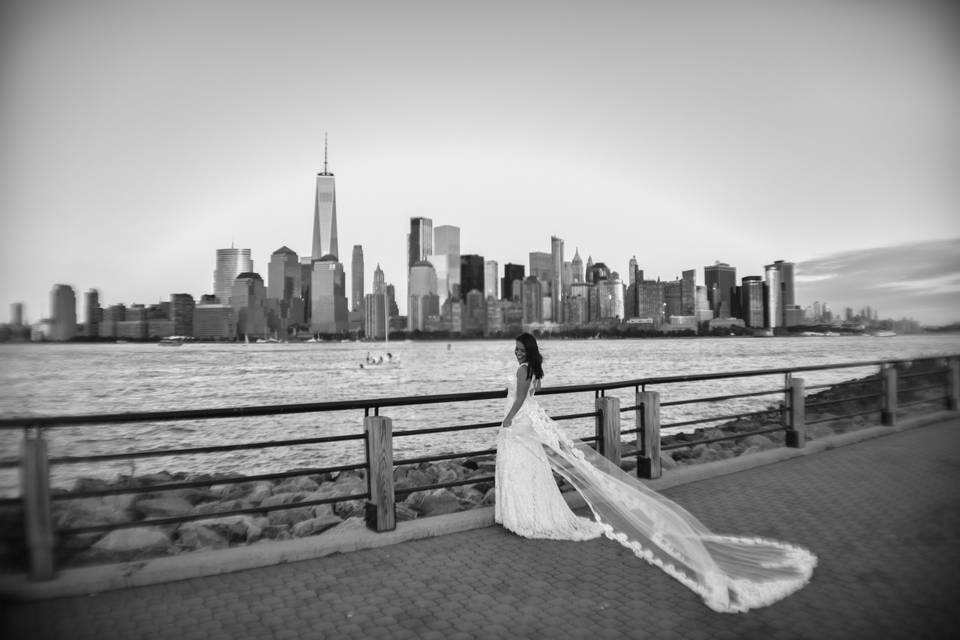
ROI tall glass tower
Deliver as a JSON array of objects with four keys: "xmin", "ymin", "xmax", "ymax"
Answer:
[
  {"xmin": 312, "ymin": 135, "xmax": 338, "ymax": 261},
  {"xmin": 214, "ymin": 247, "xmax": 253, "ymax": 304}
]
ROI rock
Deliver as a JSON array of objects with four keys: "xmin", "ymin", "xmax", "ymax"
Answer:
[
  {"xmin": 176, "ymin": 524, "xmax": 228, "ymax": 551},
  {"xmin": 329, "ymin": 516, "xmax": 365, "ymax": 534},
  {"xmin": 738, "ymin": 445, "xmax": 761, "ymax": 457},
  {"xmin": 210, "ymin": 483, "xmax": 253, "ymax": 501},
  {"xmin": 660, "ymin": 453, "xmax": 677, "ymax": 470},
  {"xmin": 405, "ymin": 489, "xmax": 460, "ymax": 517},
  {"xmin": 246, "ymin": 482, "xmax": 274, "ymax": 504},
  {"xmin": 191, "ymin": 515, "xmax": 261, "ymax": 543},
  {"xmin": 481, "ymin": 488, "xmax": 496, "ymax": 505},
  {"xmin": 394, "ymin": 469, "xmax": 433, "ymax": 490},
  {"xmin": 266, "ymin": 506, "xmax": 313, "ymax": 527},
  {"xmin": 134, "ymin": 495, "xmax": 195, "ymax": 519},
  {"xmin": 260, "ymin": 524, "xmax": 291, "ymax": 539},
  {"xmin": 741, "ymin": 435, "xmax": 776, "ymax": 451},
  {"xmin": 72, "ymin": 477, "xmax": 113, "ymax": 493},
  {"xmin": 54, "ymin": 498, "xmax": 136, "ymax": 531},
  {"xmin": 135, "ymin": 472, "xmax": 176, "ymax": 487},
  {"xmin": 291, "ymin": 513, "xmax": 343, "ymax": 537},
  {"xmin": 91, "ymin": 527, "xmax": 171, "ymax": 554},
  {"xmin": 274, "ymin": 476, "xmax": 320, "ymax": 494},
  {"xmin": 395, "ymin": 503, "xmax": 419, "ymax": 521},
  {"xmin": 451, "ymin": 487, "xmax": 484, "ymax": 508}
]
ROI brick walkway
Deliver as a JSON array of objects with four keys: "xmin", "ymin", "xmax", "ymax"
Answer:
[{"xmin": 3, "ymin": 419, "xmax": 959, "ymax": 640}]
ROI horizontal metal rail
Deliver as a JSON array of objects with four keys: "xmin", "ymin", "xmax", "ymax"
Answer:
[
  {"xmin": 899, "ymin": 397, "xmax": 945, "ymax": 408},
  {"xmin": 805, "ymin": 408, "xmax": 880, "ymax": 425},
  {"xmin": 394, "ymin": 448, "xmax": 497, "ymax": 467},
  {"xmin": 395, "ymin": 475, "xmax": 495, "ymax": 498},
  {"xmin": 0, "ymin": 459, "xmax": 18, "ymax": 470},
  {"xmin": 394, "ymin": 420, "xmax": 500, "ymax": 438},
  {"xmin": 661, "ymin": 425, "xmax": 786, "ymax": 451},
  {"xmin": 553, "ymin": 411, "xmax": 601, "ymax": 421},
  {"xmin": 59, "ymin": 491, "xmax": 371, "ymax": 536},
  {"xmin": 804, "ymin": 380, "xmax": 880, "ymax": 391},
  {"xmin": 52, "ymin": 462, "xmax": 368, "ymax": 500},
  {"xmin": 619, "ymin": 405, "xmax": 639, "ymax": 413},
  {"xmin": 898, "ymin": 368, "xmax": 949, "ymax": 380},
  {"xmin": 621, "ymin": 427, "xmax": 640, "ymax": 436},
  {"xmin": 898, "ymin": 384, "xmax": 946, "ymax": 394},
  {"xmin": 48, "ymin": 433, "xmax": 367, "ymax": 465},
  {"xmin": 661, "ymin": 388, "xmax": 785, "ymax": 407},
  {"xmin": 661, "ymin": 408, "xmax": 781, "ymax": 430},
  {"xmin": 805, "ymin": 393, "xmax": 882, "ymax": 408}
]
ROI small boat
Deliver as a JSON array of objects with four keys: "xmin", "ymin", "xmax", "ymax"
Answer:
[
  {"xmin": 871, "ymin": 330, "xmax": 897, "ymax": 337},
  {"xmin": 159, "ymin": 336, "xmax": 184, "ymax": 347}
]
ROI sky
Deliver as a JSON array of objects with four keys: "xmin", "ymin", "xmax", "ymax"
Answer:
[{"xmin": 1, "ymin": 0, "xmax": 958, "ymax": 325}]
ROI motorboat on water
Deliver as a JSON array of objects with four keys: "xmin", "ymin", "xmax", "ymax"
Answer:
[
  {"xmin": 159, "ymin": 336, "xmax": 186, "ymax": 346},
  {"xmin": 871, "ymin": 330, "xmax": 897, "ymax": 337}
]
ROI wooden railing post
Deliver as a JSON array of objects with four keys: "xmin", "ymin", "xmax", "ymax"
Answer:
[
  {"xmin": 881, "ymin": 365, "xmax": 898, "ymax": 426},
  {"xmin": 786, "ymin": 378, "xmax": 806, "ymax": 448},
  {"xmin": 594, "ymin": 396, "xmax": 621, "ymax": 466},
  {"xmin": 638, "ymin": 391, "xmax": 661, "ymax": 479},
  {"xmin": 364, "ymin": 416, "xmax": 395, "ymax": 532},
  {"xmin": 947, "ymin": 357, "xmax": 959, "ymax": 411},
  {"xmin": 22, "ymin": 426, "xmax": 55, "ymax": 580}
]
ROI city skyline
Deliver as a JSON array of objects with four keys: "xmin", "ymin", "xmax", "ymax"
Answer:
[{"xmin": 2, "ymin": 1, "xmax": 958, "ymax": 325}]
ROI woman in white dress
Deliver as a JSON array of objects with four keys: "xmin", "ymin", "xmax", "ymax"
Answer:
[{"xmin": 495, "ymin": 333, "xmax": 817, "ymax": 613}]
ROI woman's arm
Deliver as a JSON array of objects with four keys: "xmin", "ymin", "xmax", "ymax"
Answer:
[{"xmin": 501, "ymin": 366, "xmax": 531, "ymax": 428}]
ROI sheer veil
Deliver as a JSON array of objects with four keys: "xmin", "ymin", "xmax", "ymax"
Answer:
[{"xmin": 525, "ymin": 398, "xmax": 817, "ymax": 613}]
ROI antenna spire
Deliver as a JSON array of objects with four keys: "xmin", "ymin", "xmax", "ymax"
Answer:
[{"xmin": 323, "ymin": 132, "xmax": 329, "ymax": 174}]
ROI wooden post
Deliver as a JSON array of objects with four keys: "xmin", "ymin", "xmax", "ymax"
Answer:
[
  {"xmin": 881, "ymin": 365, "xmax": 898, "ymax": 426},
  {"xmin": 947, "ymin": 357, "xmax": 959, "ymax": 411},
  {"xmin": 594, "ymin": 396, "xmax": 621, "ymax": 466},
  {"xmin": 364, "ymin": 416, "xmax": 395, "ymax": 532},
  {"xmin": 786, "ymin": 378, "xmax": 806, "ymax": 448},
  {"xmin": 21, "ymin": 427, "xmax": 55, "ymax": 580},
  {"xmin": 782, "ymin": 372, "xmax": 792, "ymax": 430},
  {"xmin": 638, "ymin": 391, "xmax": 661, "ymax": 479}
]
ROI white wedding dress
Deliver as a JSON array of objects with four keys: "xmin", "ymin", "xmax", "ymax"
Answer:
[{"xmin": 495, "ymin": 363, "xmax": 817, "ymax": 613}]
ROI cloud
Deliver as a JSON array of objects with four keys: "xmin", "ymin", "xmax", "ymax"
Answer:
[{"xmin": 796, "ymin": 238, "xmax": 960, "ymax": 324}]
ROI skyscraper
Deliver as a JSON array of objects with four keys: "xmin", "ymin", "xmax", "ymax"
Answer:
[
  {"xmin": 502, "ymin": 263, "xmax": 525, "ymax": 301},
  {"xmin": 267, "ymin": 246, "xmax": 301, "ymax": 301},
  {"xmin": 171, "ymin": 293, "xmax": 196, "ymax": 337},
  {"xmin": 409, "ymin": 217, "xmax": 433, "ymax": 269},
  {"xmin": 704, "ymin": 262, "xmax": 737, "ymax": 318},
  {"xmin": 312, "ymin": 136, "xmax": 338, "ymax": 260},
  {"xmin": 311, "ymin": 257, "xmax": 349, "ymax": 334},
  {"xmin": 373, "ymin": 263, "xmax": 386, "ymax": 294},
  {"xmin": 84, "ymin": 289, "xmax": 101, "ymax": 337},
  {"xmin": 460, "ymin": 255, "xmax": 485, "ymax": 300},
  {"xmin": 550, "ymin": 236, "xmax": 564, "ymax": 324},
  {"xmin": 214, "ymin": 247, "xmax": 253, "ymax": 304},
  {"xmin": 231, "ymin": 273, "xmax": 269, "ymax": 338},
  {"xmin": 10, "ymin": 302, "xmax": 23, "ymax": 326},
  {"xmin": 50, "ymin": 284, "xmax": 76, "ymax": 341},
  {"xmin": 351, "ymin": 245, "xmax": 364, "ymax": 312},
  {"xmin": 628, "ymin": 256, "xmax": 639, "ymax": 286},
  {"xmin": 484, "ymin": 260, "xmax": 499, "ymax": 299},
  {"xmin": 764, "ymin": 262, "xmax": 783, "ymax": 329},
  {"xmin": 741, "ymin": 276, "xmax": 764, "ymax": 328},
  {"xmin": 408, "ymin": 261, "xmax": 439, "ymax": 331},
  {"xmin": 571, "ymin": 249, "xmax": 584, "ymax": 284}
]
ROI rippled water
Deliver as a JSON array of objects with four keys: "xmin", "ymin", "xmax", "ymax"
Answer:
[{"xmin": 1, "ymin": 334, "xmax": 958, "ymax": 495}]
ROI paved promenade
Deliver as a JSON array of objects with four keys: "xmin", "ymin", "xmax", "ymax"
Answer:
[{"xmin": 3, "ymin": 418, "xmax": 959, "ymax": 640}]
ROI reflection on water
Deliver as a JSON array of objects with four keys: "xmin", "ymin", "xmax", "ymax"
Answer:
[{"xmin": 1, "ymin": 334, "xmax": 958, "ymax": 495}]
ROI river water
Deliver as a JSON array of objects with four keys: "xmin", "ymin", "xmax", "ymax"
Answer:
[{"xmin": 1, "ymin": 334, "xmax": 958, "ymax": 496}]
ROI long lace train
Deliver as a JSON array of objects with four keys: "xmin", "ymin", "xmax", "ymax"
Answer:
[{"xmin": 495, "ymin": 370, "xmax": 817, "ymax": 613}]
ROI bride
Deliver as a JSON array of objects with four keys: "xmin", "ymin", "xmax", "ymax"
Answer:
[{"xmin": 495, "ymin": 333, "xmax": 817, "ymax": 613}]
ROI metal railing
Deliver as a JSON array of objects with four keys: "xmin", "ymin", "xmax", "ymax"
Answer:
[{"xmin": 1, "ymin": 353, "xmax": 957, "ymax": 581}]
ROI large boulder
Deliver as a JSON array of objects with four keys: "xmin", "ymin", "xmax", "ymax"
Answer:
[
  {"xmin": 88, "ymin": 527, "xmax": 172, "ymax": 557},
  {"xmin": 660, "ymin": 452, "xmax": 677, "ymax": 470},
  {"xmin": 54, "ymin": 497, "xmax": 136, "ymax": 531},
  {"xmin": 190, "ymin": 515, "xmax": 261, "ymax": 543},
  {"xmin": 175, "ymin": 524, "xmax": 228, "ymax": 551},
  {"xmin": 405, "ymin": 489, "xmax": 460, "ymax": 517},
  {"xmin": 291, "ymin": 513, "xmax": 343, "ymax": 537},
  {"xmin": 273, "ymin": 476, "xmax": 320, "ymax": 494},
  {"xmin": 134, "ymin": 495, "xmax": 195, "ymax": 519}
]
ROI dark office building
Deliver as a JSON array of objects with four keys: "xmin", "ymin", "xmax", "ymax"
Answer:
[
  {"xmin": 501, "ymin": 263, "xmax": 525, "ymax": 301},
  {"xmin": 704, "ymin": 262, "xmax": 737, "ymax": 318},
  {"xmin": 460, "ymin": 254, "xmax": 485, "ymax": 300}
]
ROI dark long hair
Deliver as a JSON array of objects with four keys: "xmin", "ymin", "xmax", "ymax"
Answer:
[{"xmin": 516, "ymin": 332, "xmax": 544, "ymax": 381}]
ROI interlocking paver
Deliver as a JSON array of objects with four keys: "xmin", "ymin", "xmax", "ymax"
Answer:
[{"xmin": 3, "ymin": 419, "xmax": 960, "ymax": 639}]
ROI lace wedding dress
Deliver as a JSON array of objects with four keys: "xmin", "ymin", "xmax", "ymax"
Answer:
[{"xmin": 495, "ymin": 363, "xmax": 817, "ymax": 613}]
